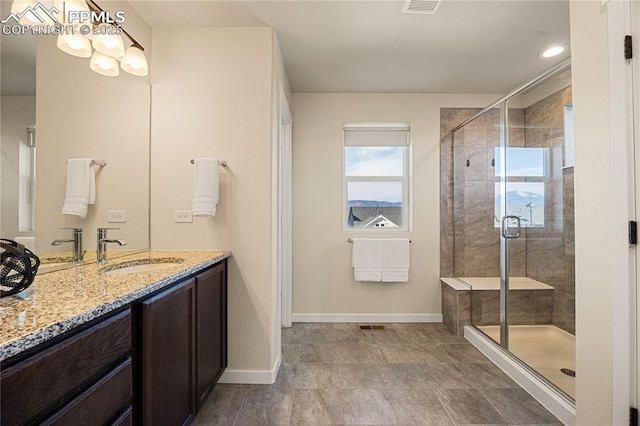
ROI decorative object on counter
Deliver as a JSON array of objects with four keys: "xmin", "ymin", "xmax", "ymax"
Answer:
[
  {"xmin": 0, "ymin": 239, "xmax": 40, "ymax": 298},
  {"xmin": 191, "ymin": 158, "xmax": 223, "ymax": 217}
]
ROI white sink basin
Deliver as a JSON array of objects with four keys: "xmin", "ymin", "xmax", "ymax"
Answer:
[{"xmin": 103, "ymin": 258, "xmax": 184, "ymax": 276}]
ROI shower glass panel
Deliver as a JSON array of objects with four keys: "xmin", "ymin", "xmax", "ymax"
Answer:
[
  {"xmin": 508, "ymin": 69, "xmax": 575, "ymax": 399},
  {"xmin": 453, "ymin": 62, "xmax": 575, "ymax": 401}
]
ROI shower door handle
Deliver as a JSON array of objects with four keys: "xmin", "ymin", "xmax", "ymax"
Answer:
[{"xmin": 501, "ymin": 215, "xmax": 521, "ymax": 239}]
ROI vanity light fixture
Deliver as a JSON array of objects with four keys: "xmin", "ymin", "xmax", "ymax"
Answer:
[
  {"xmin": 49, "ymin": 0, "xmax": 148, "ymax": 77},
  {"xmin": 539, "ymin": 45, "xmax": 567, "ymax": 58}
]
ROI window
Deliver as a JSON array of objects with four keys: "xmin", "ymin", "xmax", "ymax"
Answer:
[
  {"xmin": 493, "ymin": 147, "xmax": 548, "ymax": 228},
  {"xmin": 343, "ymin": 123, "xmax": 411, "ymax": 231}
]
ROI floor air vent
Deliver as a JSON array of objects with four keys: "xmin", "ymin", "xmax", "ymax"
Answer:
[
  {"xmin": 358, "ymin": 324, "xmax": 386, "ymax": 330},
  {"xmin": 403, "ymin": 0, "xmax": 442, "ymax": 14}
]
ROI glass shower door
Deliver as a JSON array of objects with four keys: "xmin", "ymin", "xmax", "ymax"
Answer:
[{"xmin": 503, "ymin": 73, "xmax": 576, "ymax": 399}]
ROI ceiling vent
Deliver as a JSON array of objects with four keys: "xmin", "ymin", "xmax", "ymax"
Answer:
[{"xmin": 403, "ymin": 0, "xmax": 442, "ymax": 14}]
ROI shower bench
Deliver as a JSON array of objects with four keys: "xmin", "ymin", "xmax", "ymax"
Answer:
[{"xmin": 441, "ymin": 277, "xmax": 554, "ymax": 337}]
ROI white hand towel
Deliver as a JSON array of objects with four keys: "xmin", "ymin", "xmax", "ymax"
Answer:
[
  {"xmin": 381, "ymin": 238, "xmax": 410, "ymax": 282},
  {"xmin": 352, "ymin": 238, "xmax": 382, "ymax": 282},
  {"xmin": 62, "ymin": 158, "xmax": 94, "ymax": 218},
  {"xmin": 192, "ymin": 158, "xmax": 219, "ymax": 217}
]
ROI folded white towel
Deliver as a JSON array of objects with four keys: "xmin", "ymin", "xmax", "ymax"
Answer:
[
  {"xmin": 62, "ymin": 158, "xmax": 94, "ymax": 218},
  {"xmin": 381, "ymin": 238, "xmax": 410, "ymax": 282},
  {"xmin": 192, "ymin": 158, "xmax": 219, "ymax": 217},
  {"xmin": 352, "ymin": 238, "xmax": 382, "ymax": 282}
]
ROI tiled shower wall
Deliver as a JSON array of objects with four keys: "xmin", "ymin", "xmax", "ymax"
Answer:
[{"xmin": 439, "ymin": 86, "xmax": 575, "ymax": 334}]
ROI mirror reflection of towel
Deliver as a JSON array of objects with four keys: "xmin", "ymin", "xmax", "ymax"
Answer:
[{"xmin": 62, "ymin": 158, "xmax": 95, "ymax": 218}]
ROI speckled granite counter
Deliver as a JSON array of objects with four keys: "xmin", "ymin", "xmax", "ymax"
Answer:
[{"xmin": 0, "ymin": 250, "xmax": 231, "ymax": 361}]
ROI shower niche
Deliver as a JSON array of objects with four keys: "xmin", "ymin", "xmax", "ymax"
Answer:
[{"xmin": 440, "ymin": 60, "xmax": 575, "ymax": 402}]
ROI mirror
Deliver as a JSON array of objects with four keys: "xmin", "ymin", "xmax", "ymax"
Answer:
[{"xmin": 0, "ymin": 1, "xmax": 151, "ymax": 273}]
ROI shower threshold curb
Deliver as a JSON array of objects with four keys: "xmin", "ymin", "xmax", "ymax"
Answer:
[{"xmin": 464, "ymin": 326, "xmax": 576, "ymax": 425}]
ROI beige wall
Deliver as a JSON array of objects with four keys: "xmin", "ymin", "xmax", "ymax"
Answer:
[
  {"xmin": 36, "ymin": 1, "xmax": 151, "ymax": 258},
  {"xmin": 150, "ymin": 27, "xmax": 280, "ymax": 374},
  {"xmin": 570, "ymin": 1, "xmax": 613, "ymax": 423},
  {"xmin": 1, "ymin": 96, "xmax": 35, "ymax": 238},
  {"xmin": 291, "ymin": 93, "xmax": 498, "ymax": 318}
]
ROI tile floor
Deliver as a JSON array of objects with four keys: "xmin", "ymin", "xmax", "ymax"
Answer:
[{"xmin": 193, "ymin": 323, "xmax": 561, "ymax": 425}]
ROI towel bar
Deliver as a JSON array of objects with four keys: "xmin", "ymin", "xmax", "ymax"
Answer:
[
  {"xmin": 91, "ymin": 160, "xmax": 106, "ymax": 167},
  {"xmin": 348, "ymin": 238, "xmax": 411, "ymax": 243},
  {"xmin": 190, "ymin": 159, "xmax": 228, "ymax": 167}
]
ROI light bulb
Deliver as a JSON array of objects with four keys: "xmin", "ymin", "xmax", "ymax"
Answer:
[
  {"xmin": 121, "ymin": 45, "xmax": 148, "ymax": 76},
  {"xmin": 92, "ymin": 23, "xmax": 124, "ymax": 58},
  {"xmin": 90, "ymin": 51, "xmax": 119, "ymax": 77},
  {"xmin": 57, "ymin": 33, "xmax": 91, "ymax": 58}
]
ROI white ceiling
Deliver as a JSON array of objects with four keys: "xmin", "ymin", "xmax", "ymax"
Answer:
[
  {"xmin": 130, "ymin": 0, "xmax": 571, "ymax": 94},
  {"xmin": 0, "ymin": 0, "xmax": 571, "ymax": 96}
]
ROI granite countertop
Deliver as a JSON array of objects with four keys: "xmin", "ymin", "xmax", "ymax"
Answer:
[{"xmin": 0, "ymin": 250, "xmax": 231, "ymax": 362}]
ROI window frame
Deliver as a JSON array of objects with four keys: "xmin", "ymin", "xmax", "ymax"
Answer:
[{"xmin": 342, "ymin": 123, "xmax": 412, "ymax": 233}]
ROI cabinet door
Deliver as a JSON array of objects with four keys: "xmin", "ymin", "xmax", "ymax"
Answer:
[
  {"xmin": 195, "ymin": 260, "xmax": 227, "ymax": 410},
  {"xmin": 140, "ymin": 279, "xmax": 195, "ymax": 426}
]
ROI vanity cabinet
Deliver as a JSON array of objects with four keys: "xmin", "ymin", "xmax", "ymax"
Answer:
[
  {"xmin": 195, "ymin": 261, "xmax": 228, "ymax": 410},
  {"xmin": 136, "ymin": 258, "xmax": 228, "ymax": 424},
  {"xmin": 0, "ymin": 309, "xmax": 132, "ymax": 426},
  {"xmin": 0, "ymin": 257, "xmax": 228, "ymax": 426}
]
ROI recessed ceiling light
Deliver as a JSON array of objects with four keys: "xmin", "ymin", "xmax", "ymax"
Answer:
[{"xmin": 540, "ymin": 45, "xmax": 566, "ymax": 58}]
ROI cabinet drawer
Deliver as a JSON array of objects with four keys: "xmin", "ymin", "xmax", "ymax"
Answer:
[
  {"xmin": 1, "ymin": 309, "xmax": 131, "ymax": 425},
  {"xmin": 44, "ymin": 358, "xmax": 132, "ymax": 425}
]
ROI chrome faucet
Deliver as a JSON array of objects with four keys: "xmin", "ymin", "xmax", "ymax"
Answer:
[
  {"xmin": 51, "ymin": 227, "xmax": 84, "ymax": 264},
  {"xmin": 97, "ymin": 228, "xmax": 127, "ymax": 265}
]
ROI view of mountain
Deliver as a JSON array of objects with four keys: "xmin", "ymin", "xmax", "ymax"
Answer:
[
  {"xmin": 348, "ymin": 200, "xmax": 402, "ymax": 208},
  {"xmin": 503, "ymin": 189, "xmax": 545, "ymax": 206}
]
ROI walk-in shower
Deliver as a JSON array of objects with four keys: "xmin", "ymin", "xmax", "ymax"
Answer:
[{"xmin": 440, "ymin": 59, "xmax": 575, "ymax": 418}]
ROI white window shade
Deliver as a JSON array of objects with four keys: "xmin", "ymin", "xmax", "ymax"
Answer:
[{"xmin": 343, "ymin": 124, "xmax": 410, "ymax": 147}]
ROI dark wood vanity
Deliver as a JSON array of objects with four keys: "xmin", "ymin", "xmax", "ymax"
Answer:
[{"xmin": 0, "ymin": 258, "xmax": 228, "ymax": 426}]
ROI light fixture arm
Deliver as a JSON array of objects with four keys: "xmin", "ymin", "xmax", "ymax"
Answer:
[{"xmin": 84, "ymin": 0, "xmax": 144, "ymax": 51}]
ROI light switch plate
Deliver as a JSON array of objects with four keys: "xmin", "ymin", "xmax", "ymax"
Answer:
[
  {"xmin": 174, "ymin": 210, "xmax": 193, "ymax": 223},
  {"xmin": 108, "ymin": 210, "xmax": 127, "ymax": 223}
]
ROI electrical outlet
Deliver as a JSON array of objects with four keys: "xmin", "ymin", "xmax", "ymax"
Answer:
[
  {"xmin": 174, "ymin": 210, "xmax": 193, "ymax": 223},
  {"xmin": 108, "ymin": 210, "xmax": 127, "ymax": 223}
]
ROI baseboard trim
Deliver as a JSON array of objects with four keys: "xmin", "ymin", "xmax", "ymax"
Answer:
[
  {"xmin": 291, "ymin": 313, "xmax": 443, "ymax": 323},
  {"xmin": 465, "ymin": 326, "xmax": 575, "ymax": 425},
  {"xmin": 218, "ymin": 355, "xmax": 281, "ymax": 385}
]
